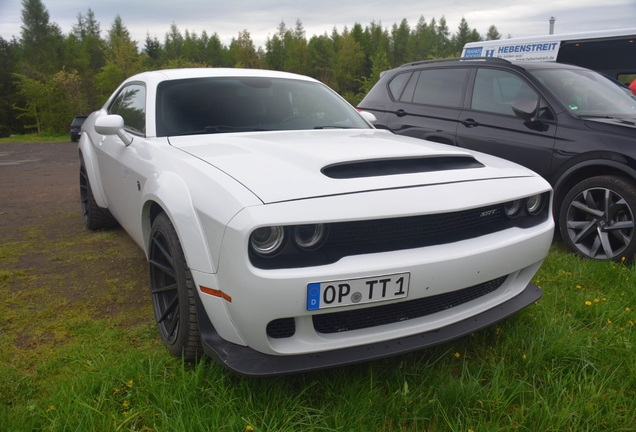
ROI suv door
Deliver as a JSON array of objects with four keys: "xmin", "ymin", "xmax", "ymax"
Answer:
[
  {"xmin": 456, "ymin": 67, "xmax": 557, "ymax": 179},
  {"xmin": 386, "ymin": 68, "xmax": 468, "ymax": 144}
]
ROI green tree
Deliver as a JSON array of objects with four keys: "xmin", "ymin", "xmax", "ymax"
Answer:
[
  {"xmin": 358, "ymin": 50, "xmax": 391, "ymax": 97},
  {"xmin": 485, "ymin": 25, "xmax": 502, "ymax": 40},
  {"xmin": 409, "ymin": 16, "xmax": 438, "ymax": 61},
  {"xmin": 95, "ymin": 15, "xmax": 146, "ymax": 101},
  {"xmin": 229, "ymin": 30, "xmax": 263, "ymax": 68},
  {"xmin": 143, "ymin": 32, "xmax": 163, "ymax": 68},
  {"xmin": 164, "ymin": 23, "xmax": 184, "ymax": 60},
  {"xmin": 307, "ymin": 33, "xmax": 336, "ymax": 88},
  {"xmin": 264, "ymin": 22, "xmax": 287, "ymax": 71},
  {"xmin": 12, "ymin": 73, "xmax": 48, "ymax": 134},
  {"xmin": 335, "ymin": 33, "xmax": 366, "ymax": 100},
  {"xmin": 19, "ymin": 0, "xmax": 64, "ymax": 76},
  {"xmin": 390, "ymin": 19, "xmax": 410, "ymax": 65},
  {"xmin": 0, "ymin": 37, "xmax": 22, "ymax": 136},
  {"xmin": 202, "ymin": 31, "xmax": 230, "ymax": 67}
]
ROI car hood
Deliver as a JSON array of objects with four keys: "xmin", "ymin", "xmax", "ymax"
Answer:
[
  {"xmin": 168, "ymin": 129, "xmax": 534, "ymax": 204},
  {"xmin": 582, "ymin": 116, "xmax": 636, "ymax": 135}
]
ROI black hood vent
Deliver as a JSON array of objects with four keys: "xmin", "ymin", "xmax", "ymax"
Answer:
[{"xmin": 321, "ymin": 156, "xmax": 484, "ymax": 179}]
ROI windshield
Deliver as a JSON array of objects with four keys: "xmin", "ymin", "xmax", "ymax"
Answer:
[
  {"xmin": 528, "ymin": 68, "xmax": 636, "ymax": 118},
  {"xmin": 156, "ymin": 77, "xmax": 371, "ymax": 137}
]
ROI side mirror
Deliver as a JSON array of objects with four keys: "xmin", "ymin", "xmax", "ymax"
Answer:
[
  {"xmin": 358, "ymin": 110, "xmax": 378, "ymax": 125},
  {"xmin": 94, "ymin": 114, "xmax": 133, "ymax": 146},
  {"xmin": 510, "ymin": 100, "xmax": 539, "ymax": 122}
]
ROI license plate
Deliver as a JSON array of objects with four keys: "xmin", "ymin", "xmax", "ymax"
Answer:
[{"xmin": 307, "ymin": 272, "xmax": 410, "ymax": 311}]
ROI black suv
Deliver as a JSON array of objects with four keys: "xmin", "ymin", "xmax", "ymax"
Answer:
[
  {"xmin": 70, "ymin": 115, "xmax": 88, "ymax": 142},
  {"xmin": 359, "ymin": 58, "xmax": 636, "ymax": 262}
]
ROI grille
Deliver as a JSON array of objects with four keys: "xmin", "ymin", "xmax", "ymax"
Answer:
[
  {"xmin": 267, "ymin": 317, "xmax": 296, "ymax": 339},
  {"xmin": 312, "ymin": 276, "xmax": 507, "ymax": 334},
  {"xmin": 324, "ymin": 205, "xmax": 502, "ymax": 248}
]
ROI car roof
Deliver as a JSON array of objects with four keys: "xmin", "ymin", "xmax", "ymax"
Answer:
[
  {"xmin": 394, "ymin": 57, "xmax": 590, "ymax": 73},
  {"xmin": 129, "ymin": 68, "xmax": 317, "ymax": 83}
]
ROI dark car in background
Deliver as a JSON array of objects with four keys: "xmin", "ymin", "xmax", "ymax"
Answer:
[
  {"xmin": 359, "ymin": 58, "xmax": 636, "ymax": 262},
  {"xmin": 70, "ymin": 115, "xmax": 87, "ymax": 142}
]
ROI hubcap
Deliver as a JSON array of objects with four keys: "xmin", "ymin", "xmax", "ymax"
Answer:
[{"xmin": 565, "ymin": 187, "xmax": 634, "ymax": 259}]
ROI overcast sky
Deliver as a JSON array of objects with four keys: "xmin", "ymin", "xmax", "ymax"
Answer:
[{"xmin": 1, "ymin": 0, "xmax": 635, "ymax": 49}]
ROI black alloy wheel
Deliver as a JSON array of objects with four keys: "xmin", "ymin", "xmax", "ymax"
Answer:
[
  {"xmin": 79, "ymin": 162, "xmax": 118, "ymax": 230},
  {"xmin": 148, "ymin": 212, "xmax": 202, "ymax": 360},
  {"xmin": 560, "ymin": 175, "xmax": 636, "ymax": 262}
]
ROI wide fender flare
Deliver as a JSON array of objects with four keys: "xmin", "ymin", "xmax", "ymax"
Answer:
[
  {"xmin": 142, "ymin": 171, "xmax": 215, "ymax": 274},
  {"xmin": 553, "ymin": 156, "xmax": 636, "ymax": 197},
  {"xmin": 78, "ymin": 132, "xmax": 109, "ymax": 208}
]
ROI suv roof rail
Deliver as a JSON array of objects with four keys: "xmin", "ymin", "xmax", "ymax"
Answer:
[{"xmin": 398, "ymin": 57, "xmax": 512, "ymax": 68}]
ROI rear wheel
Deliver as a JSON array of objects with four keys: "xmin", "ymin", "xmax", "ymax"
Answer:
[
  {"xmin": 79, "ymin": 162, "xmax": 118, "ymax": 230},
  {"xmin": 559, "ymin": 175, "xmax": 636, "ymax": 262},
  {"xmin": 149, "ymin": 212, "xmax": 202, "ymax": 360}
]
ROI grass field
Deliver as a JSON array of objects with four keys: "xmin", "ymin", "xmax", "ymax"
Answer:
[
  {"xmin": 1, "ymin": 207, "xmax": 635, "ymax": 430},
  {"xmin": 0, "ymin": 134, "xmax": 68, "ymax": 143}
]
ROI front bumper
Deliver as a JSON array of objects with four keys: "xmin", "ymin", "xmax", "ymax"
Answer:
[{"xmin": 194, "ymin": 281, "xmax": 541, "ymax": 376}]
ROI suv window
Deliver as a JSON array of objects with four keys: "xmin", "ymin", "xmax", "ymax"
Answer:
[
  {"xmin": 401, "ymin": 68, "xmax": 467, "ymax": 108},
  {"xmin": 109, "ymin": 84, "xmax": 146, "ymax": 135},
  {"xmin": 471, "ymin": 68, "xmax": 540, "ymax": 116},
  {"xmin": 388, "ymin": 72, "xmax": 412, "ymax": 100}
]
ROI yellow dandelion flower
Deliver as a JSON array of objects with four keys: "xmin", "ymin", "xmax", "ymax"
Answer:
[
  {"xmin": 123, "ymin": 411, "xmax": 129, "ymax": 417},
  {"xmin": 576, "ymin": 285, "xmax": 582, "ymax": 289},
  {"xmin": 454, "ymin": 352, "xmax": 460, "ymax": 358},
  {"xmin": 46, "ymin": 406, "xmax": 56, "ymax": 412},
  {"xmin": 602, "ymin": 298, "xmax": 606, "ymax": 301},
  {"xmin": 585, "ymin": 301, "xmax": 592, "ymax": 306},
  {"xmin": 246, "ymin": 426, "xmax": 255, "ymax": 431},
  {"xmin": 468, "ymin": 429, "xmax": 474, "ymax": 432},
  {"xmin": 123, "ymin": 400, "xmax": 130, "ymax": 408},
  {"xmin": 594, "ymin": 298, "xmax": 600, "ymax": 303},
  {"xmin": 626, "ymin": 307, "xmax": 630, "ymax": 311},
  {"xmin": 607, "ymin": 319, "xmax": 612, "ymax": 324},
  {"xmin": 522, "ymin": 354, "xmax": 527, "ymax": 360},
  {"xmin": 622, "ymin": 256, "xmax": 626, "ymax": 262},
  {"xmin": 127, "ymin": 380, "xmax": 134, "ymax": 388}
]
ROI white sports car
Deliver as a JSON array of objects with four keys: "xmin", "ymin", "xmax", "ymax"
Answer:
[{"xmin": 78, "ymin": 68, "xmax": 554, "ymax": 376}]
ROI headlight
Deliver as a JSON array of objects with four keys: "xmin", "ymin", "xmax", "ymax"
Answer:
[
  {"xmin": 293, "ymin": 224, "xmax": 328, "ymax": 251},
  {"xmin": 250, "ymin": 226, "xmax": 286, "ymax": 257},
  {"xmin": 504, "ymin": 199, "xmax": 524, "ymax": 218},
  {"xmin": 525, "ymin": 194, "xmax": 546, "ymax": 215}
]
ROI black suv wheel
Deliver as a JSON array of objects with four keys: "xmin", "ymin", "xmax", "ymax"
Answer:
[{"xmin": 559, "ymin": 176, "xmax": 636, "ymax": 262}]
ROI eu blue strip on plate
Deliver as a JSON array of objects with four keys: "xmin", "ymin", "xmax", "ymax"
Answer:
[{"xmin": 307, "ymin": 283, "xmax": 321, "ymax": 310}]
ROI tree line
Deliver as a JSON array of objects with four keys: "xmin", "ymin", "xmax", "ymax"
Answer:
[{"xmin": 0, "ymin": 0, "xmax": 503, "ymax": 137}]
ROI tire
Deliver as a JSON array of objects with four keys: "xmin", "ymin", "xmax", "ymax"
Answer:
[
  {"xmin": 149, "ymin": 212, "xmax": 203, "ymax": 360},
  {"xmin": 79, "ymin": 162, "xmax": 119, "ymax": 230},
  {"xmin": 559, "ymin": 175, "xmax": 636, "ymax": 262}
]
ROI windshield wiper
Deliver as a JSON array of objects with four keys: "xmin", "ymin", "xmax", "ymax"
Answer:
[
  {"xmin": 169, "ymin": 125, "xmax": 266, "ymax": 137},
  {"xmin": 204, "ymin": 125, "xmax": 267, "ymax": 133},
  {"xmin": 314, "ymin": 126, "xmax": 356, "ymax": 129}
]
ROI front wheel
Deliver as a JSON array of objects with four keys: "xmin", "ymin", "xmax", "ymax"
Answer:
[
  {"xmin": 559, "ymin": 175, "xmax": 636, "ymax": 262},
  {"xmin": 148, "ymin": 212, "xmax": 203, "ymax": 360},
  {"xmin": 79, "ymin": 162, "xmax": 118, "ymax": 230}
]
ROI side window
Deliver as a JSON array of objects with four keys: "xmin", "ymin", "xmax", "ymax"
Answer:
[
  {"xmin": 403, "ymin": 68, "xmax": 467, "ymax": 108},
  {"xmin": 471, "ymin": 69, "xmax": 542, "ymax": 117},
  {"xmin": 109, "ymin": 84, "xmax": 146, "ymax": 135},
  {"xmin": 388, "ymin": 72, "xmax": 412, "ymax": 100}
]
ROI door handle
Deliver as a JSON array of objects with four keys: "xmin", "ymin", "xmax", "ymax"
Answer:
[
  {"xmin": 396, "ymin": 109, "xmax": 407, "ymax": 117},
  {"xmin": 461, "ymin": 118, "xmax": 480, "ymax": 127}
]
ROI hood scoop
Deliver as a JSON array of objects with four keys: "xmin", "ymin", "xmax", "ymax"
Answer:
[{"xmin": 322, "ymin": 156, "xmax": 485, "ymax": 179}]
